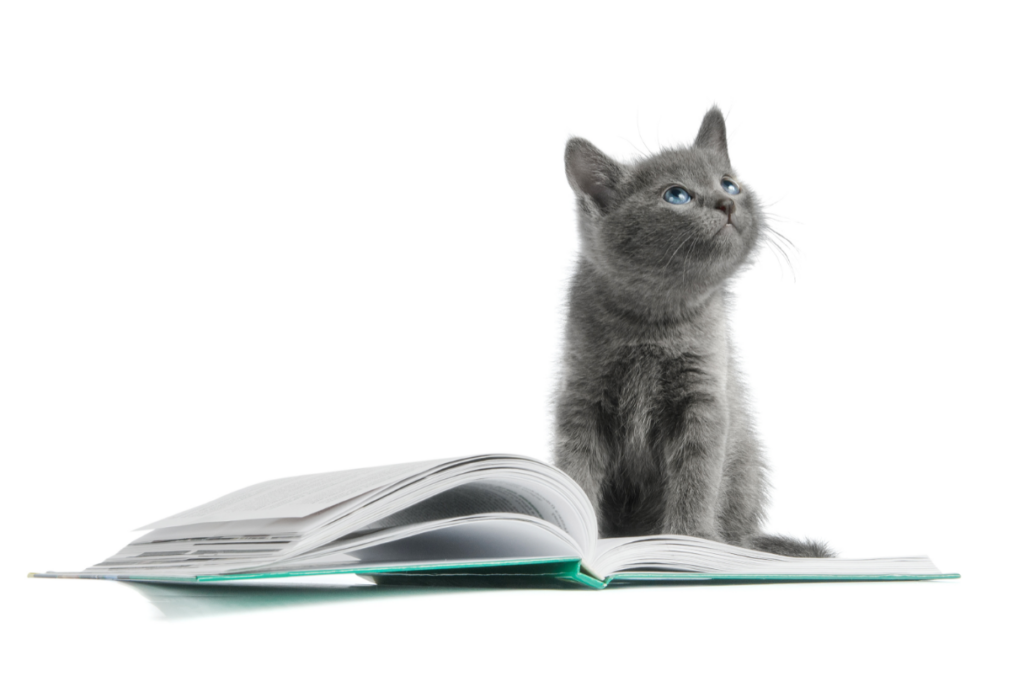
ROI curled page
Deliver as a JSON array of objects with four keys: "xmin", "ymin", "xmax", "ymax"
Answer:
[{"xmin": 140, "ymin": 458, "xmax": 454, "ymax": 530}]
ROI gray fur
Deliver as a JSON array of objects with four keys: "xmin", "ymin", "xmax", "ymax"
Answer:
[{"xmin": 554, "ymin": 108, "xmax": 833, "ymax": 557}]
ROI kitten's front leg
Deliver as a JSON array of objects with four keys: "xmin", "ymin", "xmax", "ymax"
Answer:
[
  {"xmin": 553, "ymin": 396, "xmax": 608, "ymax": 519},
  {"xmin": 661, "ymin": 392, "xmax": 728, "ymax": 540}
]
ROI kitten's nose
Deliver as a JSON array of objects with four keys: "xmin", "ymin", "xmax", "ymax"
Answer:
[{"xmin": 715, "ymin": 198, "xmax": 736, "ymax": 218}]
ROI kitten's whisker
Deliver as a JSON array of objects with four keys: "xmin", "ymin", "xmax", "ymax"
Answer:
[
  {"xmin": 636, "ymin": 112, "xmax": 654, "ymax": 157},
  {"xmin": 759, "ymin": 238, "xmax": 782, "ymax": 273},
  {"xmin": 763, "ymin": 212, "xmax": 808, "ymax": 231},
  {"xmin": 759, "ymin": 229, "xmax": 796, "ymax": 279},
  {"xmin": 660, "ymin": 231, "xmax": 696, "ymax": 272},
  {"xmin": 659, "ymin": 232, "xmax": 706, "ymax": 298},
  {"xmin": 767, "ymin": 233, "xmax": 796, "ymax": 255},
  {"xmin": 619, "ymin": 136, "xmax": 654, "ymax": 161},
  {"xmin": 762, "ymin": 223, "xmax": 798, "ymax": 253}
]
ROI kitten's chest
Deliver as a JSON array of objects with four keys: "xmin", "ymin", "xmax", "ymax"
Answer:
[
  {"xmin": 622, "ymin": 320, "xmax": 728, "ymax": 387},
  {"xmin": 598, "ymin": 332, "xmax": 729, "ymax": 437},
  {"xmin": 604, "ymin": 340, "xmax": 724, "ymax": 401}
]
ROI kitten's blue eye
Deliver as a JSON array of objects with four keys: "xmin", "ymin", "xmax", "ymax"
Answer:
[
  {"xmin": 721, "ymin": 178, "xmax": 740, "ymax": 195},
  {"xmin": 663, "ymin": 186, "xmax": 692, "ymax": 205}
]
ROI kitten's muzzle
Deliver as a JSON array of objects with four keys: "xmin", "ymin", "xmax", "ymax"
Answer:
[{"xmin": 715, "ymin": 198, "xmax": 736, "ymax": 224}]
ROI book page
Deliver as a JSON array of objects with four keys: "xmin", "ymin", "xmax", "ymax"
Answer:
[
  {"xmin": 86, "ymin": 517, "xmax": 582, "ymax": 578},
  {"xmin": 140, "ymin": 458, "xmax": 455, "ymax": 530},
  {"xmin": 265, "ymin": 459, "xmax": 599, "ymax": 562},
  {"xmin": 590, "ymin": 535, "xmax": 943, "ymax": 579},
  {"xmin": 356, "ymin": 483, "xmax": 545, "ymax": 531},
  {"xmin": 278, "ymin": 517, "xmax": 582, "ymax": 570}
]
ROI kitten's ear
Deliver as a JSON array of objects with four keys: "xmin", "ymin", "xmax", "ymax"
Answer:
[
  {"xmin": 694, "ymin": 106, "xmax": 730, "ymax": 164},
  {"xmin": 565, "ymin": 138, "xmax": 622, "ymax": 211}
]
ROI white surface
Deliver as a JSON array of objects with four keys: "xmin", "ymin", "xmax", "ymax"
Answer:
[{"xmin": 2, "ymin": 1, "xmax": 1020, "ymax": 674}]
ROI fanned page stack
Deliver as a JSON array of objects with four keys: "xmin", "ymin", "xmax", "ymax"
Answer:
[{"xmin": 35, "ymin": 455, "xmax": 957, "ymax": 589}]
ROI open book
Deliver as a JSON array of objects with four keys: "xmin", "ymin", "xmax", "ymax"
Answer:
[{"xmin": 34, "ymin": 455, "xmax": 957, "ymax": 588}]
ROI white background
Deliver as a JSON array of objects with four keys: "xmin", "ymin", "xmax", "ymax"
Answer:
[{"xmin": 3, "ymin": 1, "xmax": 1021, "ymax": 674}]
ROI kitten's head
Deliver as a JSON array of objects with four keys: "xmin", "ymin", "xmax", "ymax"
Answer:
[{"xmin": 566, "ymin": 108, "xmax": 764, "ymax": 310}]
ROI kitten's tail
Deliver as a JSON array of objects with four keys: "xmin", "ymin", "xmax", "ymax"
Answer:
[{"xmin": 744, "ymin": 533, "xmax": 835, "ymax": 558}]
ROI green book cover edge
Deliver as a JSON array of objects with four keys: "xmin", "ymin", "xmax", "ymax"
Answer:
[
  {"xmin": 30, "ymin": 556, "xmax": 583, "ymax": 584},
  {"xmin": 31, "ymin": 560, "xmax": 960, "ymax": 588},
  {"xmin": 605, "ymin": 571, "xmax": 961, "ymax": 583}
]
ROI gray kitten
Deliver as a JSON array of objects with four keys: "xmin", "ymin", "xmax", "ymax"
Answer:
[{"xmin": 554, "ymin": 108, "xmax": 832, "ymax": 557}]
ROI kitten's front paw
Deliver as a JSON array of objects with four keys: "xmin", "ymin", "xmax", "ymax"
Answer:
[
  {"xmin": 745, "ymin": 534, "xmax": 835, "ymax": 558},
  {"xmin": 662, "ymin": 518, "xmax": 722, "ymax": 542}
]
